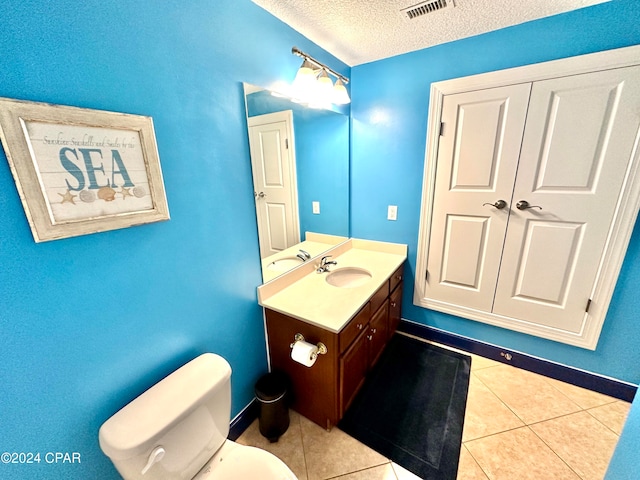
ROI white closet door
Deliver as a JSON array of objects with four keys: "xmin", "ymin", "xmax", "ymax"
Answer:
[
  {"xmin": 493, "ymin": 66, "xmax": 640, "ymax": 333},
  {"xmin": 425, "ymin": 84, "xmax": 531, "ymax": 311}
]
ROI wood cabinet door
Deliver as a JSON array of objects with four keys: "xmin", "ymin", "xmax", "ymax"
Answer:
[
  {"xmin": 425, "ymin": 84, "xmax": 531, "ymax": 312},
  {"xmin": 368, "ymin": 300, "xmax": 389, "ymax": 369},
  {"xmin": 493, "ymin": 65, "xmax": 640, "ymax": 336},
  {"xmin": 339, "ymin": 330, "xmax": 369, "ymax": 417},
  {"xmin": 389, "ymin": 284, "xmax": 402, "ymax": 339}
]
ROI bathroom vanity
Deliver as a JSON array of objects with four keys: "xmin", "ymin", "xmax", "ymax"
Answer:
[{"xmin": 257, "ymin": 239, "xmax": 406, "ymax": 430}]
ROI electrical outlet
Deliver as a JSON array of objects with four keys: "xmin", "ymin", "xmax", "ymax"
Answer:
[
  {"xmin": 312, "ymin": 201, "xmax": 320, "ymax": 214},
  {"xmin": 500, "ymin": 352, "xmax": 513, "ymax": 361},
  {"xmin": 387, "ymin": 205, "xmax": 398, "ymax": 221}
]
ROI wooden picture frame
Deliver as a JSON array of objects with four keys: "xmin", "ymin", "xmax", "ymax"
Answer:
[{"xmin": 0, "ymin": 97, "xmax": 169, "ymax": 242}]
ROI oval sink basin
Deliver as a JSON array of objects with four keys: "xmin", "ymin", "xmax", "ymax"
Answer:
[
  {"xmin": 325, "ymin": 267, "xmax": 372, "ymax": 288},
  {"xmin": 267, "ymin": 256, "xmax": 304, "ymax": 272}
]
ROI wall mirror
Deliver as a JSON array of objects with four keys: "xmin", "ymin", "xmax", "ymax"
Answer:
[{"xmin": 242, "ymin": 83, "xmax": 350, "ymax": 282}]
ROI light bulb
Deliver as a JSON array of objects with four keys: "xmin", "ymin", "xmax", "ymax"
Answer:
[
  {"xmin": 332, "ymin": 78, "xmax": 351, "ymax": 105},
  {"xmin": 317, "ymin": 69, "xmax": 334, "ymax": 100},
  {"xmin": 291, "ymin": 59, "xmax": 317, "ymax": 101}
]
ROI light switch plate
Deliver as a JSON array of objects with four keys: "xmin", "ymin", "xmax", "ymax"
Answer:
[
  {"xmin": 312, "ymin": 201, "xmax": 320, "ymax": 214},
  {"xmin": 387, "ymin": 205, "xmax": 397, "ymax": 221}
]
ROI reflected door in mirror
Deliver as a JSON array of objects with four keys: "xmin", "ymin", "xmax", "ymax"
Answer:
[{"xmin": 248, "ymin": 110, "xmax": 300, "ymax": 257}]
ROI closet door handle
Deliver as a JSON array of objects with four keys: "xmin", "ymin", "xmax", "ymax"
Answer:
[
  {"xmin": 516, "ymin": 200, "xmax": 542, "ymax": 210},
  {"xmin": 482, "ymin": 200, "xmax": 507, "ymax": 210}
]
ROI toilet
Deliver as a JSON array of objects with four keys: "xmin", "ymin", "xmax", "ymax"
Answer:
[{"xmin": 99, "ymin": 353, "xmax": 297, "ymax": 480}]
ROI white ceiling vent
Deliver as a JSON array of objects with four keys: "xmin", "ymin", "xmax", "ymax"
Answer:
[{"xmin": 401, "ymin": 0, "xmax": 455, "ymax": 20}]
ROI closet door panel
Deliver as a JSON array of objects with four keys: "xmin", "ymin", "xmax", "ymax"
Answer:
[
  {"xmin": 440, "ymin": 215, "xmax": 488, "ymax": 288},
  {"xmin": 425, "ymin": 84, "xmax": 531, "ymax": 311},
  {"xmin": 510, "ymin": 221, "xmax": 583, "ymax": 305},
  {"xmin": 494, "ymin": 66, "xmax": 640, "ymax": 333}
]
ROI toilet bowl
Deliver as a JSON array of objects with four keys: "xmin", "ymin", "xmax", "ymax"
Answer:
[
  {"xmin": 193, "ymin": 440, "xmax": 295, "ymax": 479},
  {"xmin": 99, "ymin": 353, "xmax": 297, "ymax": 480}
]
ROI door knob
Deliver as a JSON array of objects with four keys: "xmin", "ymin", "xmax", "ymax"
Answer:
[
  {"xmin": 257, "ymin": 191, "xmax": 266, "ymax": 199},
  {"xmin": 516, "ymin": 200, "xmax": 542, "ymax": 210},
  {"xmin": 482, "ymin": 199, "xmax": 507, "ymax": 210}
]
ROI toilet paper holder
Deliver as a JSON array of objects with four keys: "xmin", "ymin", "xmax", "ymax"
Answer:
[{"xmin": 289, "ymin": 333, "xmax": 328, "ymax": 358}]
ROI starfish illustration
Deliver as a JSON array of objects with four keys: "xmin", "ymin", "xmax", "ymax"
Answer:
[
  {"xmin": 120, "ymin": 187, "xmax": 133, "ymax": 200},
  {"xmin": 58, "ymin": 189, "xmax": 77, "ymax": 205}
]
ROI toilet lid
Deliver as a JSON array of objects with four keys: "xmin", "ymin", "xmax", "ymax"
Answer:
[{"xmin": 193, "ymin": 445, "xmax": 297, "ymax": 480}]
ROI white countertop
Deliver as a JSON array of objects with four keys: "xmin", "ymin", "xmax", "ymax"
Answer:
[{"xmin": 258, "ymin": 238, "xmax": 407, "ymax": 333}]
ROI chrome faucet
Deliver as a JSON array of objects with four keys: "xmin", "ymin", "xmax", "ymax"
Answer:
[
  {"xmin": 296, "ymin": 249, "xmax": 311, "ymax": 261},
  {"xmin": 317, "ymin": 255, "xmax": 337, "ymax": 273}
]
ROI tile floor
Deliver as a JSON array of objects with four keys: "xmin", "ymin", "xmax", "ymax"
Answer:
[{"xmin": 237, "ymin": 334, "xmax": 631, "ymax": 480}]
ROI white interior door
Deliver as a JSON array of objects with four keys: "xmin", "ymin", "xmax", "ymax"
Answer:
[
  {"xmin": 425, "ymin": 84, "xmax": 531, "ymax": 311},
  {"xmin": 493, "ymin": 66, "xmax": 640, "ymax": 333},
  {"xmin": 248, "ymin": 111, "xmax": 300, "ymax": 258}
]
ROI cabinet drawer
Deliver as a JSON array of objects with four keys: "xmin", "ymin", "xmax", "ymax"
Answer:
[
  {"xmin": 390, "ymin": 265, "xmax": 404, "ymax": 293},
  {"xmin": 339, "ymin": 303, "xmax": 370, "ymax": 353},
  {"xmin": 370, "ymin": 281, "xmax": 389, "ymax": 314}
]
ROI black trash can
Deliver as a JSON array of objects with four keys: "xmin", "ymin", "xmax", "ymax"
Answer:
[{"xmin": 255, "ymin": 371, "xmax": 290, "ymax": 442}]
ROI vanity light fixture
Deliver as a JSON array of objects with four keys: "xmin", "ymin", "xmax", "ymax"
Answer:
[{"xmin": 291, "ymin": 46, "xmax": 350, "ymax": 106}]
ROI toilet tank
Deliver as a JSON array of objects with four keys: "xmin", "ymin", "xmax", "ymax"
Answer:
[{"xmin": 99, "ymin": 353, "xmax": 232, "ymax": 480}]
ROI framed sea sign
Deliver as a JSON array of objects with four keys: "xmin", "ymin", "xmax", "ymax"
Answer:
[{"xmin": 0, "ymin": 97, "xmax": 169, "ymax": 242}]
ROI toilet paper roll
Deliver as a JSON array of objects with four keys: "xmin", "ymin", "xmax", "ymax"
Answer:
[{"xmin": 291, "ymin": 340, "xmax": 319, "ymax": 367}]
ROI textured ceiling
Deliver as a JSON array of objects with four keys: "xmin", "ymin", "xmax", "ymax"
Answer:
[{"xmin": 252, "ymin": 0, "xmax": 609, "ymax": 66}]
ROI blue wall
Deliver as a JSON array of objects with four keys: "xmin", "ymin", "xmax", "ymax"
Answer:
[
  {"xmin": 2, "ymin": 0, "xmax": 639, "ymax": 478},
  {"xmin": 350, "ymin": 0, "xmax": 640, "ymax": 385},
  {"xmin": 0, "ymin": 1, "xmax": 348, "ymax": 478},
  {"xmin": 246, "ymin": 91, "xmax": 350, "ymax": 237},
  {"xmin": 295, "ymin": 111, "xmax": 350, "ymax": 236}
]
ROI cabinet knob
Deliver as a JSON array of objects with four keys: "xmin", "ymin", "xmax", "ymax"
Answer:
[
  {"xmin": 371, "ymin": 328, "xmax": 377, "ymax": 334},
  {"xmin": 396, "ymin": 275, "xmax": 402, "ymax": 281},
  {"xmin": 357, "ymin": 323, "xmax": 363, "ymax": 330},
  {"xmin": 367, "ymin": 335, "xmax": 373, "ymax": 341},
  {"xmin": 391, "ymin": 301, "xmax": 397, "ymax": 308}
]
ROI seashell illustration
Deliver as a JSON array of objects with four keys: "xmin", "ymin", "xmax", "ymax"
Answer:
[
  {"xmin": 97, "ymin": 186, "xmax": 116, "ymax": 202},
  {"xmin": 133, "ymin": 186, "xmax": 146, "ymax": 198},
  {"xmin": 79, "ymin": 189, "xmax": 96, "ymax": 203}
]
